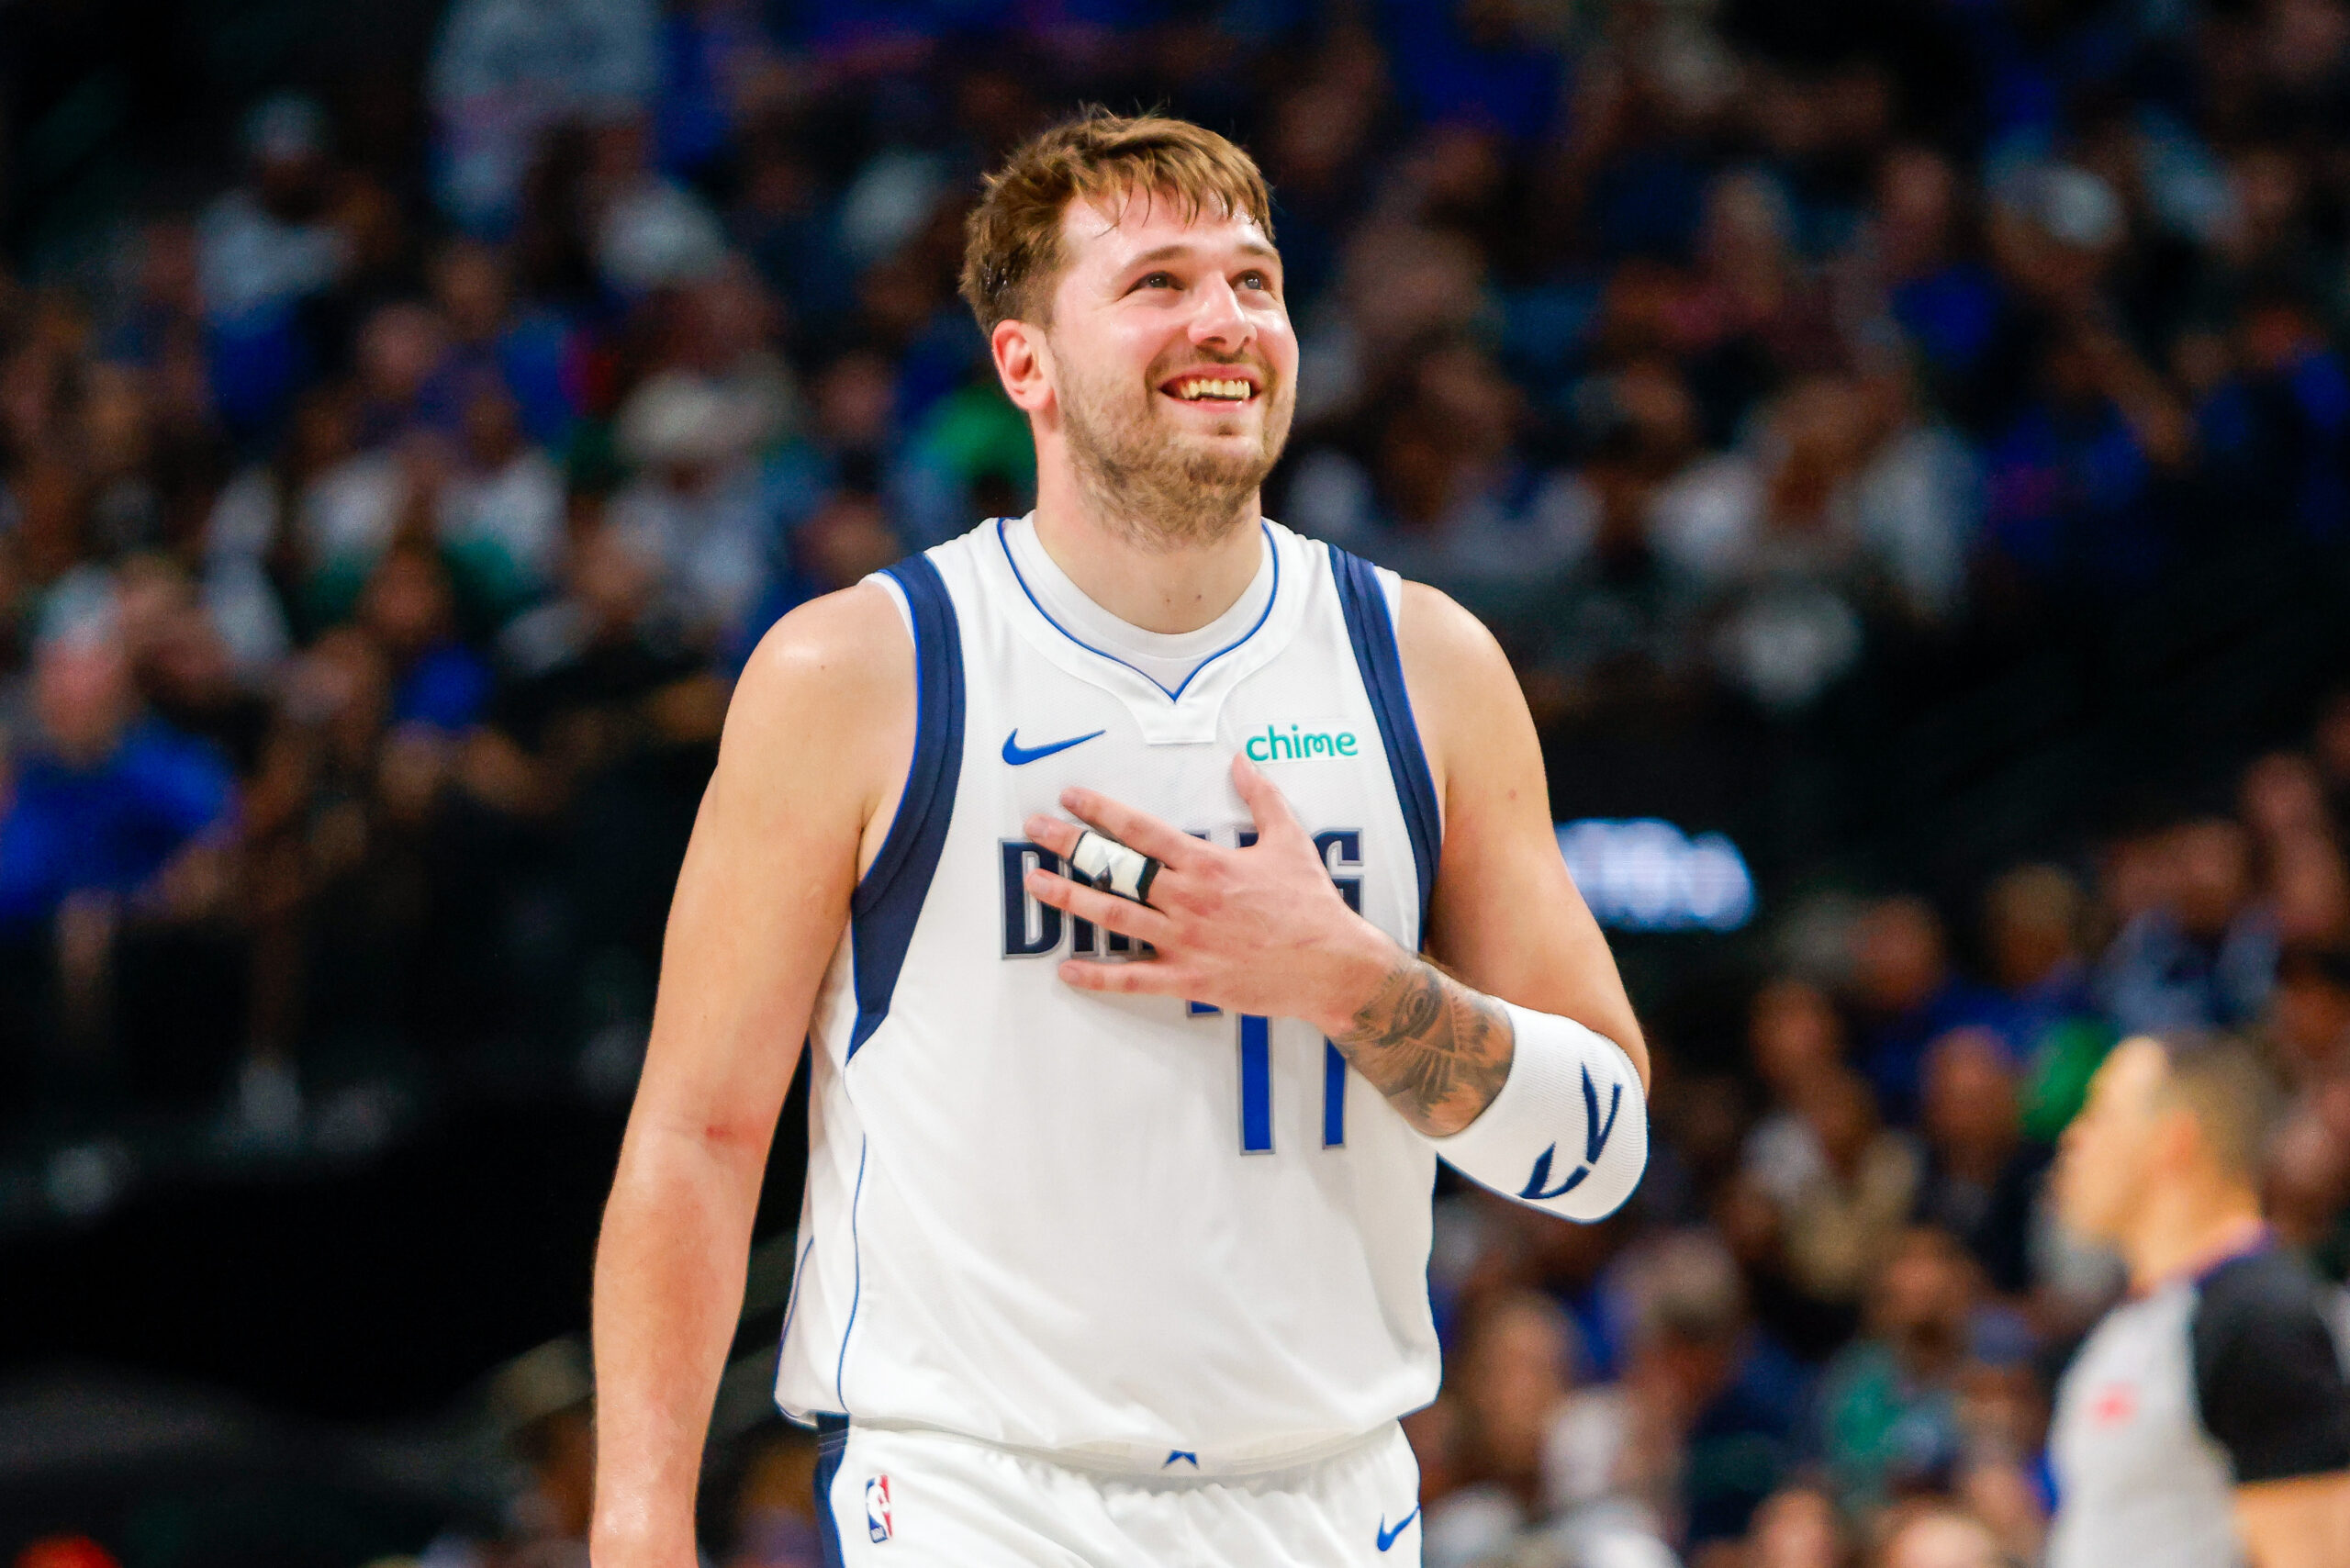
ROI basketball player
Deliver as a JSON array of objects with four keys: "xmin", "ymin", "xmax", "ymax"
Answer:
[
  {"xmin": 2048, "ymin": 1033, "xmax": 2350, "ymax": 1567},
  {"xmin": 588, "ymin": 112, "xmax": 1651, "ymax": 1566}
]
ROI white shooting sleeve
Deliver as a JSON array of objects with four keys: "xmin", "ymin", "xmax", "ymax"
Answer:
[{"xmin": 1419, "ymin": 1001, "xmax": 1649, "ymax": 1221}]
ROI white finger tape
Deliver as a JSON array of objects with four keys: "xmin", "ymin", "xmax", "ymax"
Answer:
[{"xmin": 1069, "ymin": 829, "xmax": 1160, "ymax": 905}]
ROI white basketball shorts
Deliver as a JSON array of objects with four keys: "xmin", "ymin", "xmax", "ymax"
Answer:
[{"xmin": 811, "ymin": 1417, "xmax": 1426, "ymax": 1566}]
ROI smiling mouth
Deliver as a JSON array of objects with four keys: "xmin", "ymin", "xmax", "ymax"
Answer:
[{"xmin": 1161, "ymin": 375, "xmax": 1259, "ymax": 403}]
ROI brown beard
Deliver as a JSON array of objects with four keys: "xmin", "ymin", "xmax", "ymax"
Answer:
[{"xmin": 1054, "ymin": 346, "xmax": 1293, "ymax": 551}]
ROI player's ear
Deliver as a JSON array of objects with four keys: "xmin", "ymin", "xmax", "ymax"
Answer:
[
  {"xmin": 992, "ymin": 319, "xmax": 1054, "ymax": 415},
  {"xmin": 2150, "ymin": 1101, "xmax": 2204, "ymax": 1175}
]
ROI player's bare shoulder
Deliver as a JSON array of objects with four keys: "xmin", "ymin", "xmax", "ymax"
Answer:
[
  {"xmin": 1391, "ymin": 578, "xmax": 1530, "ymax": 808},
  {"xmin": 719, "ymin": 581, "xmax": 918, "ymax": 869}
]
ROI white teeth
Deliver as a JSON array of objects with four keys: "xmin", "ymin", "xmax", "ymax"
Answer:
[{"xmin": 1175, "ymin": 377, "xmax": 1252, "ymax": 401}]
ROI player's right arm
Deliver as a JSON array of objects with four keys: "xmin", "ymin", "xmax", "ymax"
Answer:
[
  {"xmin": 588, "ymin": 583, "xmax": 912, "ymax": 1568},
  {"xmin": 2236, "ymin": 1473, "xmax": 2350, "ymax": 1568}
]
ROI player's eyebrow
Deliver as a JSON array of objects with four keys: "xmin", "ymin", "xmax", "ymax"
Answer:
[{"xmin": 1123, "ymin": 239, "xmax": 1281, "ymax": 271}]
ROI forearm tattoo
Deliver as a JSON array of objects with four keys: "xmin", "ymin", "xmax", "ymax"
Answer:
[{"xmin": 1332, "ymin": 959, "xmax": 1514, "ymax": 1134}]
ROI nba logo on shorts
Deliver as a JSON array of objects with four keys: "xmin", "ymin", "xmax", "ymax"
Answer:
[{"xmin": 865, "ymin": 1474, "xmax": 894, "ymax": 1542}]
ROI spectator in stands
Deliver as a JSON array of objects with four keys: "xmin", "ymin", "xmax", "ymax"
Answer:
[
  {"xmin": 2265, "ymin": 946, "xmax": 2350, "ymax": 1278},
  {"xmin": 196, "ymin": 95, "xmax": 357, "ymax": 442},
  {"xmin": 1872, "ymin": 1503, "xmax": 2005, "ymax": 1568},
  {"xmin": 268, "ymin": 382, "xmax": 408, "ymax": 630},
  {"xmin": 2271, "ymin": 945, "xmax": 2350, "ymax": 1090},
  {"xmin": 2241, "ymin": 749, "xmax": 2335, "ymax": 849},
  {"xmin": 1742, "ymin": 977, "xmax": 1847, "ymax": 1209},
  {"xmin": 0, "ymin": 616, "xmax": 237, "ymax": 1097},
  {"xmin": 2265, "ymin": 1095, "xmax": 2350, "ymax": 1272},
  {"xmin": 586, "ymin": 113, "xmax": 729, "ymax": 296},
  {"xmin": 114, "ymin": 554, "xmax": 272, "ymax": 778},
  {"xmin": 1688, "ymin": 376, "xmax": 1877, "ymax": 713},
  {"xmin": 359, "ymin": 545, "xmax": 491, "ymax": 739},
  {"xmin": 1848, "ymin": 896, "xmax": 2011, "ymax": 1123},
  {"xmin": 1776, "ymin": 1069, "xmax": 1923, "ymax": 1310},
  {"xmin": 2098, "ymin": 817, "xmax": 2278, "ymax": 1036},
  {"xmin": 1740, "ymin": 1484, "xmax": 1850, "ymax": 1568},
  {"xmin": 608, "ymin": 370, "xmax": 780, "ymax": 650},
  {"xmin": 1288, "ymin": 338, "xmax": 1589, "ymax": 644},
  {"xmin": 470, "ymin": 518, "xmax": 723, "ymax": 1041},
  {"xmin": 1422, "ymin": 1289, "xmax": 1581, "ymax": 1557},
  {"xmin": 1914, "ymin": 1028, "xmax": 2047, "ymax": 1294},
  {"xmin": 236, "ymin": 625, "xmax": 395, "ymax": 1096},
  {"xmin": 1518, "ymin": 358, "xmax": 1708, "ymax": 710},
  {"xmin": 1979, "ymin": 314, "xmax": 2191, "ymax": 604},
  {"xmin": 429, "ymin": 0, "xmax": 661, "ymax": 236},
  {"xmin": 0, "ymin": 616, "xmax": 237, "ymax": 930},
  {"xmin": 1849, "ymin": 364, "xmax": 1985, "ymax": 628},
  {"xmin": 437, "ymin": 381, "xmax": 567, "ymax": 622},
  {"xmin": 1616, "ymin": 1230, "xmax": 1808, "ymax": 1555},
  {"xmin": 353, "ymin": 301, "xmax": 460, "ymax": 448},
  {"xmin": 1818, "ymin": 1227, "xmax": 1976, "ymax": 1517},
  {"xmin": 1980, "ymin": 863, "xmax": 2113, "ymax": 1141},
  {"xmin": 2197, "ymin": 294, "xmax": 2350, "ymax": 548},
  {"xmin": 1982, "ymin": 864, "xmax": 2093, "ymax": 1048}
]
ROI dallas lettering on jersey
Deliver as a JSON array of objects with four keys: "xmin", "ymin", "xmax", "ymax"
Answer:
[{"xmin": 1001, "ymin": 827, "xmax": 1365, "ymax": 957}]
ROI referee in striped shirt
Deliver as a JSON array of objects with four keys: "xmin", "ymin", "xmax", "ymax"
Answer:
[{"xmin": 2048, "ymin": 1031, "xmax": 2350, "ymax": 1567}]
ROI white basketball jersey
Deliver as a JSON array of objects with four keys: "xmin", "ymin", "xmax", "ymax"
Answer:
[{"xmin": 774, "ymin": 516, "xmax": 1446, "ymax": 1472}]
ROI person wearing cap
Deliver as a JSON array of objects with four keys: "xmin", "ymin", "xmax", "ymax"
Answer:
[{"xmin": 2047, "ymin": 1032, "xmax": 2350, "ymax": 1566}]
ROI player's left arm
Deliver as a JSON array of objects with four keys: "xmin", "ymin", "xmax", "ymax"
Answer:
[
  {"xmin": 1350, "ymin": 581, "xmax": 1648, "ymax": 1215},
  {"xmin": 1393, "ymin": 581, "xmax": 1648, "ymax": 1096}
]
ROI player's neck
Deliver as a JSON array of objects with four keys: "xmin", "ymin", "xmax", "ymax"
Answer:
[
  {"xmin": 1030, "ymin": 477, "xmax": 1266, "ymax": 635},
  {"xmin": 2121, "ymin": 1177, "xmax": 2266, "ymax": 1294}
]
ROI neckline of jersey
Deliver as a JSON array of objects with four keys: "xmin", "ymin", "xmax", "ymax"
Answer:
[{"xmin": 993, "ymin": 515, "xmax": 1280, "ymax": 702}]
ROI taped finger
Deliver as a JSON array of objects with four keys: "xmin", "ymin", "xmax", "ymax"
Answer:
[{"xmin": 1070, "ymin": 829, "xmax": 1161, "ymax": 906}]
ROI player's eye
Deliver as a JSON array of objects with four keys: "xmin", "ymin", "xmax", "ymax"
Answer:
[
  {"xmin": 1136, "ymin": 271, "xmax": 1177, "ymax": 291},
  {"xmin": 1238, "ymin": 270, "xmax": 1270, "ymax": 292}
]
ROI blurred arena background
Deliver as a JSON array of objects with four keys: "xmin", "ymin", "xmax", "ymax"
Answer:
[{"xmin": 4, "ymin": 1, "xmax": 2350, "ymax": 1564}]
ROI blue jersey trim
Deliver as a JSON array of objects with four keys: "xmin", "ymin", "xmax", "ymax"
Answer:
[
  {"xmin": 849, "ymin": 554, "xmax": 966, "ymax": 1058},
  {"xmin": 995, "ymin": 517, "xmax": 1279, "ymax": 700},
  {"xmin": 1328, "ymin": 544, "xmax": 1442, "ymax": 945},
  {"xmin": 812, "ymin": 1413, "xmax": 849, "ymax": 1566},
  {"xmin": 834, "ymin": 1137, "xmax": 867, "ymax": 1408}
]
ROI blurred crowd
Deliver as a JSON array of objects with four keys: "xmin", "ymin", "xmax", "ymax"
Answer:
[
  {"xmin": 1405, "ymin": 700, "xmax": 2350, "ymax": 1568},
  {"xmin": 9, "ymin": 0, "xmax": 2350, "ymax": 1564}
]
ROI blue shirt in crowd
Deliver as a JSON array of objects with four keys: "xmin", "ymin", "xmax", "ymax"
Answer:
[{"xmin": 0, "ymin": 722, "xmax": 238, "ymax": 928}]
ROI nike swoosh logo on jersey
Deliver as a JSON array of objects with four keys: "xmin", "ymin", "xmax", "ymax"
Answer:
[
  {"xmin": 1002, "ymin": 728, "xmax": 1106, "ymax": 766},
  {"xmin": 1376, "ymin": 1506, "xmax": 1420, "ymax": 1551}
]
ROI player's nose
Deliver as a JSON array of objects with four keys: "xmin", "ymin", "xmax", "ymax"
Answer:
[{"xmin": 1185, "ymin": 274, "xmax": 1252, "ymax": 352}]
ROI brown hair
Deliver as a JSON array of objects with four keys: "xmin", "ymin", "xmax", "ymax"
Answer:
[
  {"xmin": 958, "ymin": 109, "xmax": 1274, "ymax": 334},
  {"xmin": 2152, "ymin": 1030, "xmax": 2282, "ymax": 1179}
]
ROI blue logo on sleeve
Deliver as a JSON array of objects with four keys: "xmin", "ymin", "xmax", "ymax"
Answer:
[
  {"xmin": 1516, "ymin": 1067, "xmax": 1625, "ymax": 1202},
  {"xmin": 1164, "ymin": 1450, "xmax": 1200, "ymax": 1468},
  {"xmin": 1376, "ymin": 1506, "xmax": 1420, "ymax": 1551},
  {"xmin": 1002, "ymin": 728, "xmax": 1104, "ymax": 766}
]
